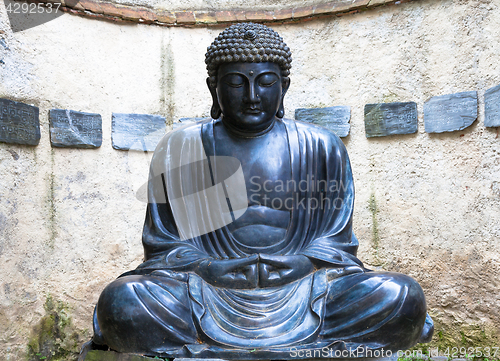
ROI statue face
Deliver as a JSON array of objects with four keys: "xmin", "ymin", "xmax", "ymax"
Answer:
[{"xmin": 215, "ymin": 62, "xmax": 286, "ymax": 133}]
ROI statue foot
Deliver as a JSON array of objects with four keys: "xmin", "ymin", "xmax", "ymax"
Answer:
[{"xmin": 418, "ymin": 314, "xmax": 434, "ymax": 343}]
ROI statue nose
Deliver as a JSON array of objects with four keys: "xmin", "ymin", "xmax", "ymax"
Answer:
[{"xmin": 247, "ymin": 83, "xmax": 260, "ymax": 103}]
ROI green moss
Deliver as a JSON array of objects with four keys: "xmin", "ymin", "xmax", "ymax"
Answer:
[
  {"xmin": 46, "ymin": 149, "xmax": 56, "ymax": 249},
  {"xmin": 401, "ymin": 318, "xmax": 500, "ymax": 361},
  {"xmin": 368, "ymin": 192, "xmax": 382, "ymax": 265},
  {"xmin": 365, "ymin": 105, "xmax": 386, "ymax": 136},
  {"xmin": 368, "ymin": 193, "xmax": 379, "ymax": 246},
  {"xmin": 27, "ymin": 295, "xmax": 79, "ymax": 361},
  {"xmin": 382, "ymin": 92, "xmax": 399, "ymax": 103},
  {"xmin": 431, "ymin": 319, "xmax": 499, "ymax": 350},
  {"xmin": 160, "ymin": 35, "xmax": 175, "ymax": 125}
]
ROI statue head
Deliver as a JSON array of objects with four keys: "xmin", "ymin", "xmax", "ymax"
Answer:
[{"xmin": 205, "ymin": 23, "xmax": 292, "ymax": 134}]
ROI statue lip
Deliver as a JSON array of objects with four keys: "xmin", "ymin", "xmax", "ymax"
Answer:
[{"xmin": 244, "ymin": 107, "xmax": 261, "ymax": 114}]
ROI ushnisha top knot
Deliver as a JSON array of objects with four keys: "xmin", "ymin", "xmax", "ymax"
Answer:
[
  {"xmin": 244, "ymin": 29, "xmax": 257, "ymax": 41},
  {"xmin": 205, "ymin": 23, "xmax": 292, "ymax": 87}
]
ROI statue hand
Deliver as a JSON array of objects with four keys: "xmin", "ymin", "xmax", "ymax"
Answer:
[
  {"xmin": 258, "ymin": 254, "xmax": 315, "ymax": 288},
  {"xmin": 196, "ymin": 254, "xmax": 259, "ymax": 289}
]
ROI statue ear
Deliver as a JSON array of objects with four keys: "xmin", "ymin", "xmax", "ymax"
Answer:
[
  {"xmin": 276, "ymin": 77, "xmax": 290, "ymax": 119},
  {"xmin": 207, "ymin": 77, "xmax": 222, "ymax": 119}
]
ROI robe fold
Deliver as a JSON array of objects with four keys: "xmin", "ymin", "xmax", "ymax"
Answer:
[
  {"xmin": 134, "ymin": 118, "xmax": 362, "ymax": 347},
  {"xmin": 95, "ymin": 118, "xmax": 431, "ymax": 358}
]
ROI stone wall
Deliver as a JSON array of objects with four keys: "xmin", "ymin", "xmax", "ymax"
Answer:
[{"xmin": 1, "ymin": 0, "xmax": 499, "ymax": 359}]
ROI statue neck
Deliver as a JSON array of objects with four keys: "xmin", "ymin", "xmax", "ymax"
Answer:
[{"xmin": 221, "ymin": 116, "xmax": 276, "ymax": 138}]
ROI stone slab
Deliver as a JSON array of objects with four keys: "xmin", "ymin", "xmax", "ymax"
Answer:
[
  {"xmin": 364, "ymin": 101, "xmax": 418, "ymax": 138},
  {"xmin": 173, "ymin": 117, "xmax": 205, "ymax": 130},
  {"xmin": 295, "ymin": 106, "xmax": 351, "ymax": 137},
  {"xmin": 424, "ymin": 91, "xmax": 478, "ymax": 133},
  {"xmin": 0, "ymin": 98, "xmax": 40, "ymax": 145},
  {"xmin": 484, "ymin": 83, "xmax": 500, "ymax": 127},
  {"xmin": 49, "ymin": 109, "xmax": 102, "ymax": 148},
  {"xmin": 175, "ymin": 359, "xmax": 227, "ymax": 361},
  {"xmin": 83, "ymin": 350, "xmax": 159, "ymax": 360},
  {"xmin": 83, "ymin": 351, "xmax": 399, "ymax": 361},
  {"xmin": 112, "ymin": 113, "xmax": 166, "ymax": 151}
]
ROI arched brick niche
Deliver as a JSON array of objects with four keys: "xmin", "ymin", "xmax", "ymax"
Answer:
[{"xmin": 52, "ymin": 0, "xmax": 415, "ymax": 26}]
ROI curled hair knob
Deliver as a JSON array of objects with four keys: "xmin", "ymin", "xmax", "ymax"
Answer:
[{"xmin": 245, "ymin": 30, "xmax": 257, "ymax": 41}]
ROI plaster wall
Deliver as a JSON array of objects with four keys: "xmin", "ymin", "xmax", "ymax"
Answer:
[{"xmin": 0, "ymin": 0, "xmax": 499, "ymax": 359}]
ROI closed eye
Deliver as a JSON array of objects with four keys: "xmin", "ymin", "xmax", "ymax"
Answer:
[
  {"xmin": 258, "ymin": 73, "xmax": 278, "ymax": 87},
  {"xmin": 222, "ymin": 74, "xmax": 245, "ymax": 87}
]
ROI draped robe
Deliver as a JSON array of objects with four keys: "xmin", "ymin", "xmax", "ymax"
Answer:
[{"xmin": 94, "ymin": 118, "xmax": 431, "ymax": 358}]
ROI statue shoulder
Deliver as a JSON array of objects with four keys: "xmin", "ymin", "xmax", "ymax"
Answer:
[
  {"xmin": 172, "ymin": 117, "xmax": 212, "ymax": 133},
  {"xmin": 291, "ymin": 119, "xmax": 345, "ymax": 150},
  {"xmin": 153, "ymin": 117, "xmax": 212, "ymax": 153}
]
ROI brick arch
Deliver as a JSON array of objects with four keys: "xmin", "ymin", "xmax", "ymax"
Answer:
[{"xmin": 54, "ymin": 0, "xmax": 413, "ymax": 26}]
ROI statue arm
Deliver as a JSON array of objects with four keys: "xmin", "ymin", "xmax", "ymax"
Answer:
[
  {"xmin": 138, "ymin": 199, "xmax": 210, "ymax": 271},
  {"xmin": 140, "ymin": 200, "xmax": 260, "ymax": 288},
  {"xmin": 296, "ymin": 124, "xmax": 363, "ymax": 269}
]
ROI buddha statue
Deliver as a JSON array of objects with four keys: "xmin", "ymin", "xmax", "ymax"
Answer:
[{"xmin": 92, "ymin": 23, "xmax": 433, "ymax": 358}]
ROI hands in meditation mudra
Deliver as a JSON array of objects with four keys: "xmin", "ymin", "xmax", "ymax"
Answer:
[{"xmin": 92, "ymin": 23, "xmax": 434, "ymax": 358}]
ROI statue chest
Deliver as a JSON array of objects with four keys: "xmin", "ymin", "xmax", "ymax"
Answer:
[
  {"xmin": 213, "ymin": 123, "xmax": 293, "ymax": 208},
  {"xmin": 213, "ymin": 123, "xmax": 293, "ymax": 248}
]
